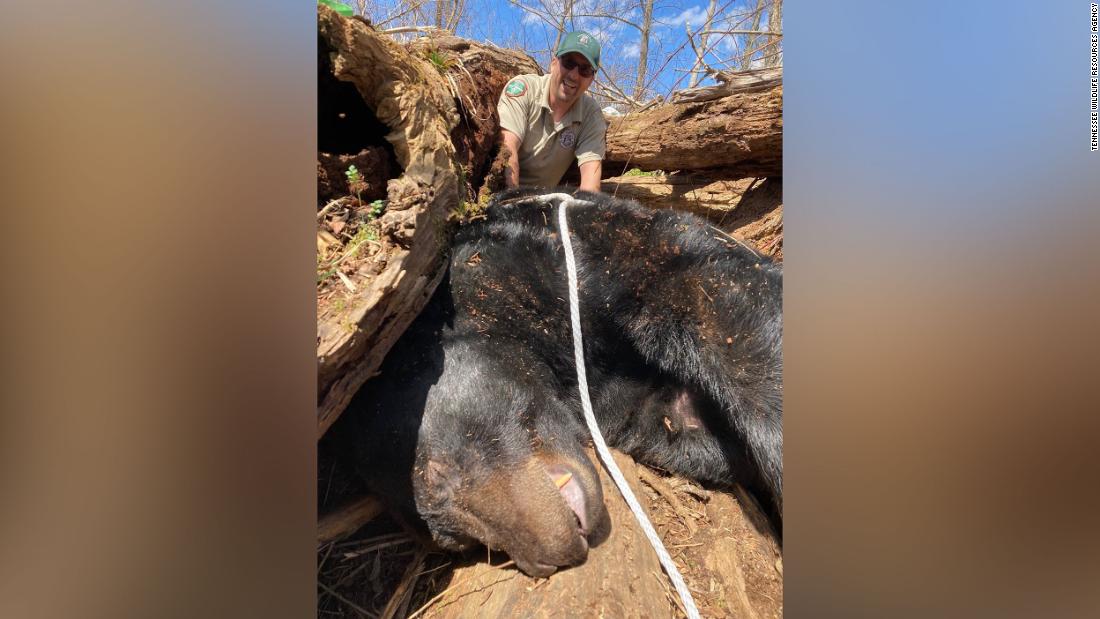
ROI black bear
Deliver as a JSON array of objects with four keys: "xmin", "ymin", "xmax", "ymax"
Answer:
[{"xmin": 338, "ymin": 187, "xmax": 782, "ymax": 577}]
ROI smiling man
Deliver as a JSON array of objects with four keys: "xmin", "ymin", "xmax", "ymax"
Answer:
[{"xmin": 497, "ymin": 31, "xmax": 607, "ymax": 192}]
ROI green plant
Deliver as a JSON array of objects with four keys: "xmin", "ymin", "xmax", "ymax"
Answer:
[
  {"xmin": 368, "ymin": 199, "xmax": 385, "ymax": 220},
  {"xmin": 345, "ymin": 164, "xmax": 364, "ymax": 207},
  {"xmin": 624, "ymin": 167, "xmax": 660, "ymax": 177},
  {"xmin": 424, "ymin": 48, "xmax": 455, "ymax": 73}
]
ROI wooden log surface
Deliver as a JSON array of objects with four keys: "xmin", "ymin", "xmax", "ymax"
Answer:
[{"xmin": 605, "ymin": 80, "xmax": 782, "ymax": 179}]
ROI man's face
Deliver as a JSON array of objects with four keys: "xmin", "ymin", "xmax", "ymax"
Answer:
[{"xmin": 549, "ymin": 52, "xmax": 595, "ymax": 107}]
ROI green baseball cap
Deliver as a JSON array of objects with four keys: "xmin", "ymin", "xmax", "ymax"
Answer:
[{"xmin": 556, "ymin": 31, "xmax": 600, "ymax": 70}]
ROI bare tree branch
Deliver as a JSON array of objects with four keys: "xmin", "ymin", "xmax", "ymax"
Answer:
[{"xmin": 688, "ymin": 0, "xmax": 718, "ymax": 88}]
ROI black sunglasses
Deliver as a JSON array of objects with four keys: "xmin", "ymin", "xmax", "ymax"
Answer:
[{"xmin": 559, "ymin": 55, "xmax": 595, "ymax": 78}]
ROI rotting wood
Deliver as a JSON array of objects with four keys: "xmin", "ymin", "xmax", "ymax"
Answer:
[
  {"xmin": 605, "ymin": 78, "xmax": 782, "ymax": 179},
  {"xmin": 603, "ymin": 174, "xmax": 758, "ymax": 221},
  {"xmin": 316, "ymin": 5, "xmax": 460, "ymax": 438}
]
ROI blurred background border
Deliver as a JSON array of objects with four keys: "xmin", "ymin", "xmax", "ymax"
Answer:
[{"xmin": 2, "ymin": 1, "xmax": 1097, "ymax": 617}]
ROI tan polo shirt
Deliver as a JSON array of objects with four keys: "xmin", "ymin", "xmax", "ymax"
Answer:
[{"xmin": 497, "ymin": 73, "xmax": 607, "ymax": 188}]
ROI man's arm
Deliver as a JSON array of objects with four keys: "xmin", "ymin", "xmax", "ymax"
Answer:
[
  {"xmin": 578, "ymin": 159, "xmax": 602, "ymax": 193},
  {"xmin": 500, "ymin": 129, "xmax": 523, "ymax": 188}
]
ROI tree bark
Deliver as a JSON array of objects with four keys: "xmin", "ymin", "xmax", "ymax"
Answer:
[
  {"xmin": 633, "ymin": 0, "xmax": 654, "ymax": 101},
  {"xmin": 604, "ymin": 77, "xmax": 781, "ymax": 179},
  {"xmin": 765, "ymin": 0, "xmax": 783, "ymax": 67},
  {"xmin": 316, "ymin": 6, "xmax": 460, "ymax": 437}
]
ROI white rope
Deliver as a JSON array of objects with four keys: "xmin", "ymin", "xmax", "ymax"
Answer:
[{"xmin": 540, "ymin": 193, "xmax": 701, "ymax": 619}]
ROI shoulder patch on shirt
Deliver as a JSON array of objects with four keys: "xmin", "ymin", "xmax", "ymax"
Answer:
[{"xmin": 504, "ymin": 80, "xmax": 527, "ymax": 97}]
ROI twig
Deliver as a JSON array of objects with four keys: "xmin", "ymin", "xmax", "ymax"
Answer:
[
  {"xmin": 697, "ymin": 284, "xmax": 714, "ymax": 303},
  {"xmin": 415, "ymin": 560, "xmax": 453, "ymax": 578},
  {"xmin": 655, "ymin": 568, "xmax": 688, "ymax": 618},
  {"xmin": 380, "ymin": 549, "xmax": 428, "ymax": 619},
  {"xmin": 341, "ymin": 538, "xmax": 414, "ymax": 559},
  {"xmin": 318, "ymin": 542, "xmax": 334, "ymax": 575},
  {"xmin": 708, "ymin": 225, "xmax": 762, "ymax": 259},
  {"xmin": 406, "ymin": 561, "xmax": 517, "ymax": 619},
  {"xmin": 318, "ymin": 197, "xmax": 346, "ymax": 220},
  {"xmin": 382, "ymin": 25, "xmax": 444, "ymax": 35},
  {"xmin": 319, "ymin": 580, "xmax": 378, "ymax": 619},
  {"xmin": 319, "ymin": 496, "xmax": 385, "ymax": 544},
  {"xmin": 334, "ymin": 531, "xmax": 407, "ymax": 549},
  {"xmin": 374, "ymin": 1, "xmax": 425, "ymax": 28},
  {"xmin": 638, "ymin": 467, "xmax": 699, "ymax": 536},
  {"xmin": 332, "ymin": 556, "xmax": 374, "ymax": 590},
  {"xmin": 337, "ymin": 271, "xmax": 357, "ymax": 293}
]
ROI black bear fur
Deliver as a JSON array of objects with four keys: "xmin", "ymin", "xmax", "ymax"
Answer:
[{"xmin": 336, "ymin": 187, "xmax": 782, "ymax": 577}]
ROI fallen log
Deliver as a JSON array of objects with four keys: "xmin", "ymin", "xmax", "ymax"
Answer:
[
  {"xmin": 316, "ymin": 6, "xmax": 460, "ymax": 437},
  {"xmin": 604, "ymin": 79, "xmax": 782, "ymax": 179}
]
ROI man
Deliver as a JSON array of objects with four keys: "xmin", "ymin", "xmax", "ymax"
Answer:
[{"xmin": 497, "ymin": 31, "xmax": 606, "ymax": 192}]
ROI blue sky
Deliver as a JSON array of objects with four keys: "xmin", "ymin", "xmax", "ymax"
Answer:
[{"xmin": 334, "ymin": 0, "xmax": 780, "ymax": 101}]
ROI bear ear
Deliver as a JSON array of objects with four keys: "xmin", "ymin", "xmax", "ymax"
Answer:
[{"xmin": 424, "ymin": 460, "xmax": 462, "ymax": 499}]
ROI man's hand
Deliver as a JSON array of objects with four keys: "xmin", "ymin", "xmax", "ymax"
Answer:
[
  {"xmin": 500, "ymin": 130, "xmax": 522, "ymax": 188},
  {"xmin": 579, "ymin": 160, "xmax": 602, "ymax": 193}
]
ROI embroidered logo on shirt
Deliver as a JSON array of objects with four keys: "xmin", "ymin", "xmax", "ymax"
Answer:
[
  {"xmin": 504, "ymin": 80, "xmax": 527, "ymax": 97},
  {"xmin": 559, "ymin": 128, "xmax": 577, "ymax": 149}
]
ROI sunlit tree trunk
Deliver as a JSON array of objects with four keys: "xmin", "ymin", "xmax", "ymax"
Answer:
[
  {"xmin": 632, "ymin": 0, "xmax": 654, "ymax": 100},
  {"xmin": 765, "ymin": 0, "xmax": 783, "ymax": 67}
]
